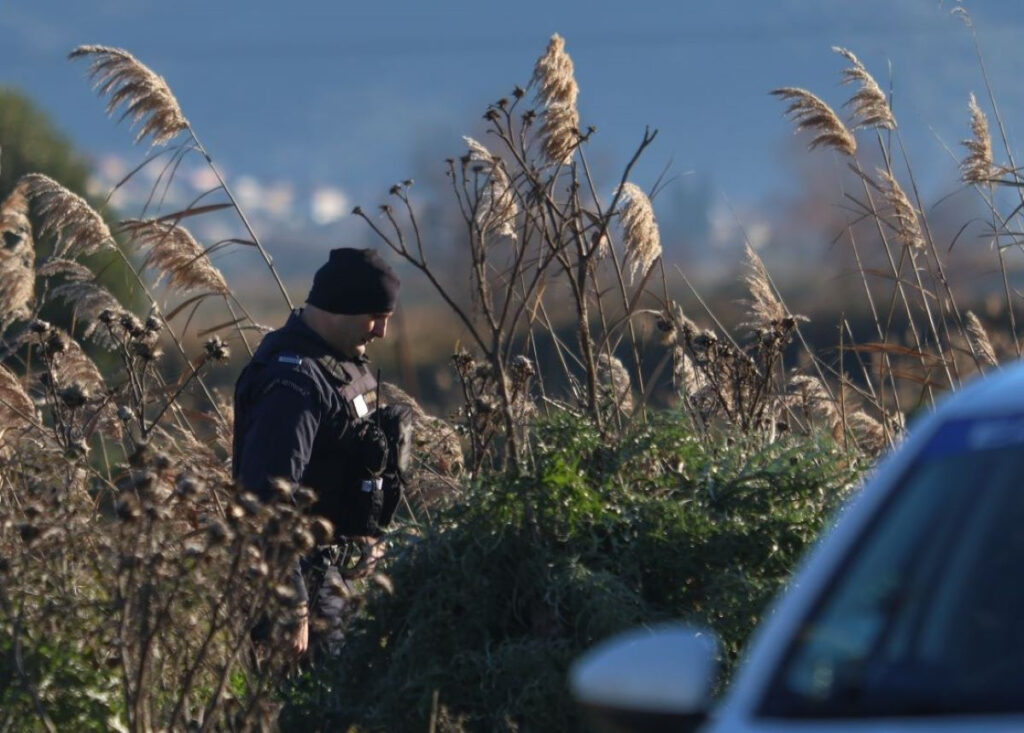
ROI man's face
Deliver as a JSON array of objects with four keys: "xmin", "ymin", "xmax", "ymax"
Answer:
[{"xmin": 330, "ymin": 311, "xmax": 391, "ymax": 358}]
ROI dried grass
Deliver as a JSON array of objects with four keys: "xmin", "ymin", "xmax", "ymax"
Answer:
[
  {"xmin": 965, "ymin": 310, "xmax": 998, "ymax": 367},
  {"xmin": 21, "ymin": 173, "xmax": 114, "ymax": 260},
  {"xmin": 597, "ymin": 353, "xmax": 633, "ymax": 416},
  {"xmin": 0, "ymin": 363, "xmax": 36, "ymax": 434},
  {"xmin": 741, "ymin": 244, "xmax": 786, "ymax": 329},
  {"xmin": 960, "ymin": 93, "xmax": 995, "ymax": 184},
  {"xmin": 532, "ymin": 34, "xmax": 580, "ymax": 164},
  {"xmin": 833, "ymin": 47, "xmax": 895, "ymax": 130},
  {"xmin": 463, "ymin": 137, "xmax": 518, "ymax": 240},
  {"xmin": 876, "ymin": 169, "xmax": 925, "ymax": 251},
  {"xmin": 771, "ymin": 87, "xmax": 857, "ymax": 157},
  {"xmin": 120, "ymin": 218, "xmax": 229, "ymax": 294},
  {"xmin": 70, "ymin": 45, "xmax": 188, "ymax": 146},
  {"xmin": 0, "ymin": 183, "xmax": 35, "ymax": 325},
  {"xmin": 50, "ymin": 280, "xmax": 124, "ymax": 347},
  {"xmin": 617, "ymin": 182, "xmax": 661, "ymax": 282}
]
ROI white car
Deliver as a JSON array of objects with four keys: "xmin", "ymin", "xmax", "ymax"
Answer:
[{"xmin": 571, "ymin": 364, "xmax": 1024, "ymax": 732}]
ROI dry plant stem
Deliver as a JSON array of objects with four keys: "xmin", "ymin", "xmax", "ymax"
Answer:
[
  {"xmin": 836, "ymin": 179, "xmax": 903, "ymax": 416},
  {"xmin": 186, "ymin": 129, "xmax": 294, "ymax": 311},
  {"xmin": 854, "ymin": 172, "xmax": 938, "ymax": 401},
  {"xmin": 963, "ymin": 14, "xmax": 1024, "ymax": 232},
  {"xmin": 884, "ymin": 133, "xmax": 963, "ymax": 385},
  {"xmin": 111, "ymin": 246, "xmax": 224, "ymax": 423}
]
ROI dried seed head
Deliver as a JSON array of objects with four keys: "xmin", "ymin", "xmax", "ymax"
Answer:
[
  {"xmin": 463, "ymin": 136, "xmax": 518, "ymax": 239},
  {"xmin": 965, "ymin": 310, "xmax": 998, "ymax": 368},
  {"xmin": 960, "ymin": 93, "xmax": 995, "ymax": 185},
  {"xmin": 876, "ymin": 169, "xmax": 925, "ymax": 251},
  {"xmin": 203, "ymin": 335, "xmax": 230, "ymax": 361},
  {"xmin": 119, "ymin": 219, "xmax": 229, "ymax": 294},
  {"xmin": 47, "ymin": 328, "xmax": 106, "ymax": 401},
  {"xmin": 617, "ymin": 182, "xmax": 662, "ymax": 283},
  {"xmin": 740, "ymin": 245, "xmax": 790, "ymax": 330},
  {"xmin": 21, "ymin": 173, "xmax": 114, "ymax": 259},
  {"xmin": 70, "ymin": 45, "xmax": 188, "ymax": 146},
  {"xmin": 310, "ymin": 517, "xmax": 334, "ymax": 545},
  {"xmin": 771, "ymin": 87, "xmax": 857, "ymax": 157},
  {"xmin": 532, "ymin": 34, "xmax": 580, "ymax": 164},
  {"xmin": 50, "ymin": 281, "xmax": 124, "ymax": 349},
  {"xmin": 597, "ymin": 353, "xmax": 633, "ymax": 415},
  {"xmin": 833, "ymin": 47, "xmax": 895, "ymax": 130},
  {"xmin": 788, "ymin": 375, "xmax": 840, "ymax": 428}
]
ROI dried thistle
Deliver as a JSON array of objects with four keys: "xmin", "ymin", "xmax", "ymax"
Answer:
[
  {"xmin": 833, "ymin": 47, "xmax": 895, "ymax": 130},
  {"xmin": 960, "ymin": 93, "xmax": 995, "ymax": 184},
  {"xmin": 617, "ymin": 182, "xmax": 662, "ymax": 282},
  {"xmin": 876, "ymin": 169, "xmax": 925, "ymax": 251},
  {"xmin": 120, "ymin": 219, "xmax": 229, "ymax": 294},
  {"xmin": 965, "ymin": 310, "xmax": 998, "ymax": 368},
  {"xmin": 20, "ymin": 173, "xmax": 114, "ymax": 260},
  {"xmin": 771, "ymin": 87, "xmax": 857, "ymax": 157},
  {"xmin": 741, "ymin": 245, "xmax": 786, "ymax": 329},
  {"xmin": 463, "ymin": 137, "xmax": 518, "ymax": 240},
  {"xmin": 49, "ymin": 280, "xmax": 124, "ymax": 348},
  {"xmin": 532, "ymin": 34, "xmax": 580, "ymax": 164},
  {"xmin": 69, "ymin": 45, "xmax": 188, "ymax": 146}
]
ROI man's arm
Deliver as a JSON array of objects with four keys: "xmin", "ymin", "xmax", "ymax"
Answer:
[
  {"xmin": 236, "ymin": 367, "xmax": 322, "ymax": 638},
  {"xmin": 237, "ymin": 370, "xmax": 322, "ymax": 500}
]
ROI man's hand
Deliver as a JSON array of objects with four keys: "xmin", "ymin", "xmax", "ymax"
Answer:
[{"xmin": 292, "ymin": 606, "xmax": 309, "ymax": 656}]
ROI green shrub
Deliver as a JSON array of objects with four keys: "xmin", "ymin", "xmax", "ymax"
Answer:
[{"xmin": 282, "ymin": 411, "xmax": 863, "ymax": 731}]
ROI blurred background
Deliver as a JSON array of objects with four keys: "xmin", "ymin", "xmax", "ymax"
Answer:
[{"xmin": 3, "ymin": 0, "xmax": 1021, "ymax": 411}]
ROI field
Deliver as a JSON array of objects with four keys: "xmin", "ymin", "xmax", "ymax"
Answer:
[{"xmin": 0, "ymin": 16, "xmax": 1020, "ymax": 731}]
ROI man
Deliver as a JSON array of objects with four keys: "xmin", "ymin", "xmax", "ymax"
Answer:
[{"xmin": 232, "ymin": 247, "xmax": 404, "ymax": 655}]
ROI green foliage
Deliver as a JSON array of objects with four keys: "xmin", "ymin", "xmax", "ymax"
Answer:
[
  {"xmin": 0, "ymin": 631, "xmax": 120, "ymax": 731},
  {"xmin": 282, "ymin": 412, "xmax": 863, "ymax": 732}
]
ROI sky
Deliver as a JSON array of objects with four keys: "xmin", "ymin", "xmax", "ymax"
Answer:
[{"xmin": 3, "ymin": 0, "xmax": 1023, "ymax": 278}]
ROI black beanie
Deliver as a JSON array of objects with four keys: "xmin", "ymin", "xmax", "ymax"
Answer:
[{"xmin": 306, "ymin": 248, "xmax": 400, "ymax": 315}]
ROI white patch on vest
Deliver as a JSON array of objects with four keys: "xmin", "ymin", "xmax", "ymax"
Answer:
[
  {"xmin": 360, "ymin": 477, "xmax": 384, "ymax": 493},
  {"xmin": 277, "ymin": 354, "xmax": 302, "ymax": 365},
  {"xmin": 353, "ymin": 393, "xmax": 369, "ymax": 417}
]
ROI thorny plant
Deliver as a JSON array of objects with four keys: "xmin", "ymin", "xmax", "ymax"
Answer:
[
  {"xmin": 0, "ymin": 40, "xmax": 465, "ymax": 732},
  {"xmin": 357, "ymin": 34, "xmax": 668, "ymax": 471}
]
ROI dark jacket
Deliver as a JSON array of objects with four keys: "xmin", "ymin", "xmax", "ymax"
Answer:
[{"xmin": 232, "ymin": 310, "xmax": 377, "ymax": 502}]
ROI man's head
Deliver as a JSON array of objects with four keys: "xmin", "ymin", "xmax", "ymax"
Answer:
[{"xmin": 303, "ymin": 248, "xmax": 400, "ymax": 358}]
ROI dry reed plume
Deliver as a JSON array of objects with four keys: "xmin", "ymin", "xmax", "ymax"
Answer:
[
  {"xmin": 120, "ymin": 218, "xmax": 229, "ymax": 294},
  {"xmin": 21, "ymin": 173, "xmax": 114, "ymax": 260},
  {"xmin": 69, "ymin": 45, "xmax": 188, "ymax": 146},
  {"xmin": 965, "ymin": 310, "xmax": 998, "ymax": 367},
  {"xmin": 876, "ymin": 169, "xmax": 925, "ymax": 251},
  {"xmin": 0, "ymin": 362, "xmax": 36, "ymax": 435},
  {"xmin": 771, "ymin": 87, "xmax": 857, "ymax": 156},
  {"xmin": 960, "ymin": 93, "xmax": 995, "ymax": 184},
  {"xmin": 0, "ymin": 183, "xmax": 35, "ymax": 324},
  {"xmin": 463, "ymin": 137, "xmax": 518, "ymax": 240},
  {"xmin": 532, "ymin": 34, "xmax": 580, "ymax": 164},
  {"xmin": 741, "ymin": 244, "xmax": 786, "ymax": 329},
  {"xmin": 49, "ymin": 280, "xmax": 125, "ymax": 347},
  {"xmin": 833, "ymin": 46, "xmax": 895, "ymax": 130},
  {"xmin": 617, "ymin": 182, "xmax": 662, "ymax": 282}
]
